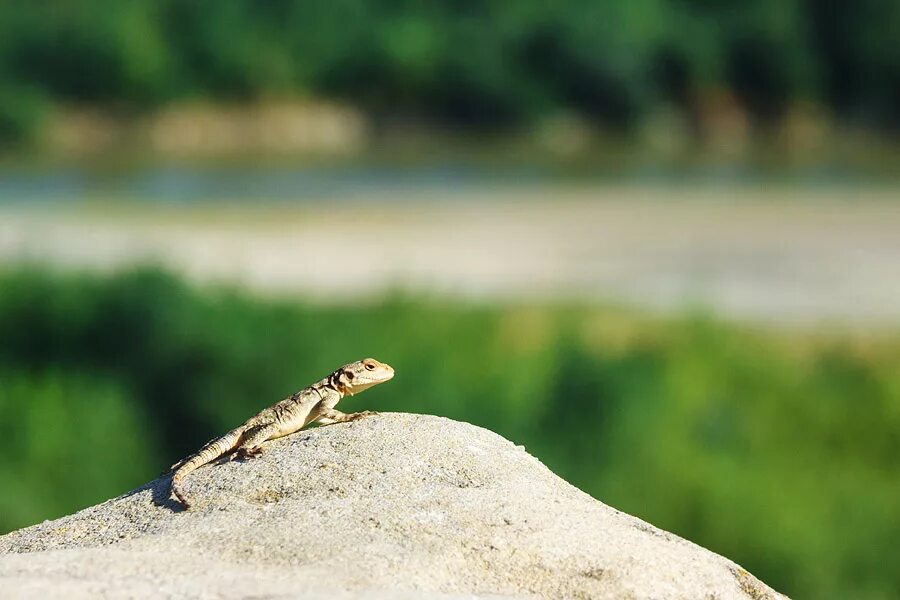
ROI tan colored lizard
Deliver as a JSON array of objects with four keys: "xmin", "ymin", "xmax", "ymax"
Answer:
[{"xmin": 169, "ymin": 358, "xmax": 394, "ymax": 509}]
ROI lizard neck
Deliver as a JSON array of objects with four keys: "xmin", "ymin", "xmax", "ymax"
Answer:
[{"xmin": 315, "ymin": 375, "xmax": 347, "ymax": 400}]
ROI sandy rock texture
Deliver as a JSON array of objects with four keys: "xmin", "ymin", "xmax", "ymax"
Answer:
[{"xmin": 0, "ymin": 413, "xmax": 786, "ymax": 599}]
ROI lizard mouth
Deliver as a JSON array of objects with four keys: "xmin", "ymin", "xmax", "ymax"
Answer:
[{"xmin": 352, "ymin": 368, "xmax": 393, "ymax": 392}]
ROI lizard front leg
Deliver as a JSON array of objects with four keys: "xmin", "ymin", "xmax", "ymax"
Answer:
[{"xmin": 314, "ymin": 407, "xmax": 378, "ymax": 426}]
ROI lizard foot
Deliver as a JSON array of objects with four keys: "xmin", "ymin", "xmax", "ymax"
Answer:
[
  {"xmin": 350, "ymin": 410, "xmax": 379, "ymax": 420},
  {"xmin": 236, "ymin": 446, "xmax": 266, "ymax": 460}
]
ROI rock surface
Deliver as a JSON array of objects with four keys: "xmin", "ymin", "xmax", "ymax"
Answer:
[{"xmin": 0, "ymin": 413, "xmax": 786, "ymax": 599}]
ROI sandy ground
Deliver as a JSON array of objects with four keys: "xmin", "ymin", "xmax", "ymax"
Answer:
[{"xmin": 1, "ymin": 185, "xmax": 898, "ymax": 327}]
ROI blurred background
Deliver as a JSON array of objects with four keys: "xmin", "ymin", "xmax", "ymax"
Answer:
[{"xmin": 0, "ymin": 1, "xmax": 898, "ymax": 598}]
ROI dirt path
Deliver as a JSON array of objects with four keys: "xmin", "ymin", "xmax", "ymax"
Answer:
[{"xmin": 2, "ymin": 185, "xmax": 898, "ymax": 326}]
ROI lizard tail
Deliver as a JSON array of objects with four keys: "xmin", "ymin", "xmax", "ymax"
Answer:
[{"xmin": 170, "ymin": 427, "xmax": 244, "ymax": 509}]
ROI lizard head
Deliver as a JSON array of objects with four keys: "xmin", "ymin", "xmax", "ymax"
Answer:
[{"xmin": 333, "ymin": 358, "xmax": 395, "ymax": 395}]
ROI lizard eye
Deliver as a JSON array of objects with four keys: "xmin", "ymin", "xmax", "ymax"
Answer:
[{"xmin": 364, "ymin": 361, "xmax": 376, "ymax": 370}]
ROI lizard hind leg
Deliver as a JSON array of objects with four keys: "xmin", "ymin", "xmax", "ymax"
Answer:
[
  {"xmin": 314, "ymin": 408, "xmax": 378, "ymax": 426},
  {"xmin": 234, "ymin": 423, "xmax": 279, "ymax": 459}
]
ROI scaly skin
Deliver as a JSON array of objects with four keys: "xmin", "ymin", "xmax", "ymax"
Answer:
[{"xmin": 170, "ymin": 358, "xmax": 394, "ymax": 509}]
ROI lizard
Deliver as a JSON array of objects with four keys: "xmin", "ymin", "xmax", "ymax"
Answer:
[{"xmin": 169, "ymin": 358, "xmax": 394, "ymax": 509}]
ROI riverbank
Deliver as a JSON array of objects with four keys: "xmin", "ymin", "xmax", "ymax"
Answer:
[{"xmin": 2, "ymin": 185, "xmax": 898, "ymax": 327}]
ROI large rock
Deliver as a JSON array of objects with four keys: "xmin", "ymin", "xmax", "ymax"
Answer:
[{"xmin": 0, "ymin": 414, "xmax": 786, "ymax": 599}]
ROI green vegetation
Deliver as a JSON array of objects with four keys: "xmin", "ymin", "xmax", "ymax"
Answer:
[
  {"xmin": 0, "ymin": 268, "xmax": 898, "ymax": 599},
  {"xmin": 1, "ymin": 0, "xmax": 899, "ymax": 143}
]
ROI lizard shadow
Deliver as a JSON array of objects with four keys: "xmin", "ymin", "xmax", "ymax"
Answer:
[
  {"xmin": 112, "ymin": 475, "xmax": 185, "ymax": 513},
  {"xmin": 115, "ymin": 474, "xmax": 186, "ymax": 513},
  {"xmin": 149, "ymin": 475, "xmax": 187, "ymax": 513}
]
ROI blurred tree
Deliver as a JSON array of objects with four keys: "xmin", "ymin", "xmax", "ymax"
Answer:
[
  {"xmin": 808, "ymin": 0, "xmax": 900, "ymax": 129},
  {"xmin": 0, "ymin": 0, "xmax": 897, "ymax": 139},
  {"xmin": 0, "ymin": 83, "xmax": 49, "ymax": 145}
]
